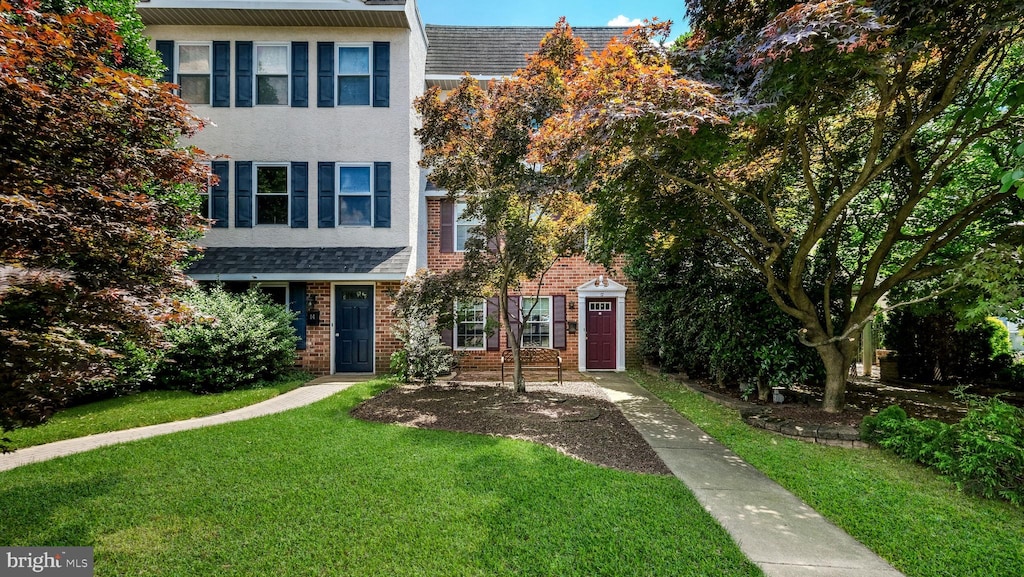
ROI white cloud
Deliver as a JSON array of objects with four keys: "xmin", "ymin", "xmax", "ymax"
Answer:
[{"xmin": 607, "ymin": 15, "xmax": 642, "ymax": 27}]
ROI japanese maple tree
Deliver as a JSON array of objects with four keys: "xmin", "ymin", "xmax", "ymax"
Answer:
[
  {"xmin": 0, "ymin": 1, "xmax": 209, "ymax": 433},
  {"xmin": 535, "ymin": 1, "xmax": 1024, "ymax": 411},
  {"xmin": 415, "ymin": 20, "xmax": 589, "ymax": 392}
]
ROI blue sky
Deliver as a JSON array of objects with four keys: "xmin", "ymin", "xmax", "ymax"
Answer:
[{"xmin": 418, "ymin": 0, "xmax": 689, "ymax": 34}]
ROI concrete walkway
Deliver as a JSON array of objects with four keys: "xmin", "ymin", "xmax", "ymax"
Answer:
[
  {"xmin": 588, "ymin": 372, "xmax": 904, "ymax": 577},
  {"xmin": 0, "ymin": 381, "xmax": 353, "ymax": 473}
]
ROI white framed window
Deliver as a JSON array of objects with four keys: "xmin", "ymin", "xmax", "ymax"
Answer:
[
  {"xmin": 455, "ymin": 201, "xmax": 483, "ymax": 252},
  {"xmin": 176, "ymin": 42, "xmax": 211, "ymax": 105},
  {"xmin": 255, "ymin": 164, "xmax": 289, "ymax": 225},
  {"xmin": 455, "ymin": 299, "xmax": 486, "ymax": 350},
  {"xmin": 338, "ymin": 164, "xmax": 372, "ymax": 226},
  {"xmin": 255, "ymin": 43, "xmax": 290, "ymax": 106},
  {"xmin": 521, "ymin": 297, "xmax": 552, "ymax": 348},
  {"xmin": 337, "ymin": 44, "xmax": 371, "ymax": 106}
]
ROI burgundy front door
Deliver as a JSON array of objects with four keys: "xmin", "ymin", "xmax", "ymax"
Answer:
[{"xmin": 586, "ymin": 298, "xmax": 616, "ymax": 369}]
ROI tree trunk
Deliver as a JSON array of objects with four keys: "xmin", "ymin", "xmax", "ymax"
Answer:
[
  {"xmin": 499, "ymin": 282, "xmax": 526, "ymax": 393},
  {"xmin": 818, "ymin": 344, "xmax": 853, "ymax": 413}
]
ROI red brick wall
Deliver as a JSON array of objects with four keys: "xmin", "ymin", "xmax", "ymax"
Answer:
[
  {"xmin": 375, "ymin": 281, "xmax": 402, "ymax": 374},
  {"xmin": 296, "ymin": 281, "xmax": 332, "ymax": 376},
  {"xmin": 425, "ymin": 196, "xmax": 640, "ymax": 371}
]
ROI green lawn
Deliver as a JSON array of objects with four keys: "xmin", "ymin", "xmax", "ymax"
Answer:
[
  {"xmin": 0, "ymin": 379, "xmax": 762, "ymax": 577},
  {"xmin": 632, "ymin": 371, "xmax": 1024, "ymax": 577},
  {"xmin": 2, "ymin": 376, "xmax": 307, "ymax": 449}
]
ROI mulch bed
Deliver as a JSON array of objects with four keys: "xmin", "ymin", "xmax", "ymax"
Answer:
[{"xmin": 351, "ymin": 384, "xmax": 672, "ymax": 476}]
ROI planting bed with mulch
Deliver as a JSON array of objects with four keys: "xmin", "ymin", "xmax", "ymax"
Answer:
[{"xmin": 351, "ymin": 383, "xmax": 672, "ymax": 475}]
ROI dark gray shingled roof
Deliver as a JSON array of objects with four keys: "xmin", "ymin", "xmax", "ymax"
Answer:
[
  {"xmin": 187, "ymin": 246, "xmax": 411, "ymax": 276},
  {"xmin": 425, "ymin": 25, "xmax": 628, "ymax": 77}
]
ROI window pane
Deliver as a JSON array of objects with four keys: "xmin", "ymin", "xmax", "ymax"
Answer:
[
  {"xmin": 256, "ymin": 45, "xmax": 288, "ymax": 74},
  {"xmin": 337, "ymin": 47, "xmax": 369, "ymax": 75},
  {"xmin": 339, "ymin": 196, "xmax": 372, "ymax": 226},
  {"xmin": 258, "ymin": 285, "xmax": 287, "ymax": 307},
  {"xmin": 257, "ymin": 195, "xmax": 288, "ymax": 225},
  {"xmin": 178, "ymin": 75, "xmax": 210, "ymax": 104},
  {"xmin": 339, "ymin": 166, "xmax": 371, "ymax": 194},
  {"xmin": 178, "ymin": 45, "xmax": 210, "ymax": 73},
  {"xmin": 199, "ymin": 193, "xmax": 210, "ymax": 219},
  {"xmin": 457, "ymin": 300, "xmax": 485, "ymax": 323},
  {"xmin": 257, "ymin": 75, "xmax": 288, "ymax": 105},
  {"xmin": 523, "ymin": 298, "xmax": 550, "ymax": 322},
  {"xmin": 523, "ymin": 325, "xmax": 550, "ymax": 348},
  {"xmin": 456, "ymin": 224, "xmax": 473, "ymax": 251},
  {"xmin": 338, "ymin": 76, "xmax": 370, "ymax": 106},
  {"xmin": 257, "ymin": 166, "xmax": 288, "ymax": 193}
]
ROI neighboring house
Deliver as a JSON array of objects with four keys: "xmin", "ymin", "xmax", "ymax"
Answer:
[
  {"xmin": 421, "ymin": 25, "xmax": 639, "ymax": 373},
  {"xmin": 138, "ymin": 0, "xmax": 427, "ymax": 374},
  {"xmin": 138, "ymin": 1, "xmax": 637, "ymax": 375}
]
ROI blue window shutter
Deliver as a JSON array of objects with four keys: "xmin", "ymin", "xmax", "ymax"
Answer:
[
  {"xmin": 316, "ymin": 42, "xmax": 334, "ymax": 108},
  {"xmin": 235, "ymin": 161, "xmax": 253, "ymax": 228},
  {"xmin": 552, "ymin": 295, "xmax": 567, "ymax": 350},
  {"xmin": 155, "ymin": 40, "xmax": 174, "ymax": 84},
  {"xmin": 235, "ymin": 41, "xmax": 253, "ymax": 108},
  {"xmin": 290, "ymin": 162, "xmax": 308, "ymax": 228},
  {"xmin": 317, "ymin": 162, "xmax": 335, "ymax": 228},
  {"xmin": 210, "ymin": 161, "xmax": 230, "ymax": 228},
  {"xmin": 373, "ymin": 162, "xmax": 391, "ymax": 228},
  {"xmin": 372, "ymin": 42, "xmax": 390, "ymax": 108},
  {"xmin": 291, "ymin": 42, "xmax": 309, "ymax": 107},
  {"xmin": 212, "ymin": 41, "xmax": 231, "ymax": 107},
  {"xmin": 289, "ymin": 282, "xmax": 308, "ymax": 350}
]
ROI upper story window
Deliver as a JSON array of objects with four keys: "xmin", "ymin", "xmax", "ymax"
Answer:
[
  {"xmin": 255, "ymin": 164, "xmax": 289, "ymax": 225},
  {"xmin": 256, "ymin": 44, "xmax": 290, "ymax": 106},
  {"xmin": 177, "ymin": 43, "xmax": 211, "ymax": 105},
  {"xmin": 522, "ymin": 296, "xmax": 552, "ymax": 348},
  {"xmin": 455, "ymin": 201, "xmax": 483, "ymax": 252},
  {"xmin": 338, "ymin": 164, "xmax": 372, "ymax": 226},
  {"xmin": 337, "ymin": 45, "xmax": 371, "ymax": 106}
]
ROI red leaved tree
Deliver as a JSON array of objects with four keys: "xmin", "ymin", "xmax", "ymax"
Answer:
[{"xmin": 0, "ymin": 1, "xmax": 209, "ymax": 434}]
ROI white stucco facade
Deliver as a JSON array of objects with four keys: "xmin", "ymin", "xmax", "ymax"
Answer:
[{"xmin": 143, "ymin": 2, "xmax": 425, "ymax": 272}]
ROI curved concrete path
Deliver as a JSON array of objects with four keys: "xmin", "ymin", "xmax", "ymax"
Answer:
[
  {"xmin": 588, "ymin": 372, "xmax": 904, "ymax": 577},
  {"xmin": 0, "ymin": 381, "xmax": 353, "ymax": 473}
]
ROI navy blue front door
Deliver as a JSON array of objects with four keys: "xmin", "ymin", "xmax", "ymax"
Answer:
[{"xmin": 335, "ymin": 285, "xmax": 373, "ymax": 372}]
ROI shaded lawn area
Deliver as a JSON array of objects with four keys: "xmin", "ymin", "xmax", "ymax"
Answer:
[
  {"xmin": 3, "ymin": 376, "xmax": 307, "ymax": 450},
  {"xmin": 0, "ymin": 380, "xmax": 762, "ymax": 577},
  {"xmin": 632, "ymin": 371, "xmax": 1024, "ymax": 577}
]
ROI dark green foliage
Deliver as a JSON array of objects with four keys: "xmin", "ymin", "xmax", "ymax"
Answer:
[
  {"xmin": 156, "ymin": 287, "xmax": 297, "ymax": 393},
  {"xmin": 630, "ymin": 243, "xmax": 822, "ymax": 393},
  {"xmin": 863, "ymin": 396, "xmax": 1024, "ymax": 505},
  {"xmin": 883, "ymin": 305, "xmax": 1013, "ymax": 383}
]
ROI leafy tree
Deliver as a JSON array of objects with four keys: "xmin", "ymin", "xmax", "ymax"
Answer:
[
  {"xmin": 0, "ymin": 2, "xmax": 208, "ymax": 436},
  {"xmin": 414, "ymin": 20, "xmax": 589, "ymax": 393},
  {"xmin": 535, "ymin": 1, "xmax": 1024, "ymax": 411},
  {"xmin": 36, "ymin": 0, "xmax": 162, "ymax": 77}
]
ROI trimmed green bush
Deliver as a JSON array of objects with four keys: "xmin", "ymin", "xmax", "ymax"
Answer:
[
  {"xmin": 155, "ymin": 286, "xmax": 298, "ymax": 393},
  {"xmin": 863, "ymin": 396, "xmax": 1024, "ymax": 505}
]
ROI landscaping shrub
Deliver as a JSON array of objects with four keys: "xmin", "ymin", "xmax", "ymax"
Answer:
[
  {"xmin": 883, "ymin": 304, "xmax": 1013, "ymax": 383},
  {"xmin": 629, "ymin": 243, "xmax": 823, "ymax": 397},
  {"xmin": 155, "ymin": 286, "xmax": 298, "ymax": 393},
  {"xmin": 70, "ymin": 339, "xmax": 162, "ymax": 404},
  {"xmin": 863, "ymin": 396, "xmax": 1024, "ymax": 505},
  {"xmin": 390, "ymin": 271, "xmax": 457, "ymax": 383}
]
